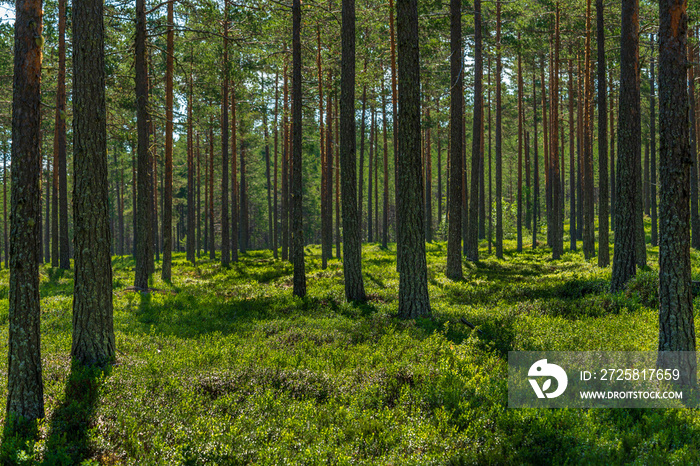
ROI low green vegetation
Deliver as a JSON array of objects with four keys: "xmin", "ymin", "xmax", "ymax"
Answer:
[{"xmin": 1, "ymin": 237, "xmax": 700, "ymax": 464}]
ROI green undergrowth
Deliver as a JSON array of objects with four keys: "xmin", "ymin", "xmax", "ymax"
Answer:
[{"xmin": 0, "ymin": 236, "xmax": 699, "ymax": 464}]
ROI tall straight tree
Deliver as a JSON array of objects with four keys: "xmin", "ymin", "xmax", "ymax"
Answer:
[
  {"xmin": 340, "ymin": 0, "xmax": 366, "ymax": 301},
  {"xmin": 231, "ymin": 91, "xmax": 239, "ymax": 261},
  {"xmin": 8, "ymin": 0, "xmax": 44, "ymax": 424},
  {"xmin": 516, "ymin": 37, "xmax": 523, "ymax": 253},
  {"xmin": 134, "ymin": 0, "xmax": 152, "ymax": 290},
  {"xmin": 52, "ymin": 0, "xmax": 66, "ymax": 268},
  {"xmin": 72, "ymin": 0, "xmax": 114, "ymax": 364},
  {"xmin": 318, "ymin": 29, "xmax": 330, "ymax": 268},
  {"xmin": 568, "ymin": 55, "xmax": 576, "ymax": 251},
  {"xmin": 597, "ymin": 0, "xmax": 609, "ymax": 267},
  {"xmin": 291, "ymin": 0, "xmax": 306, "ymax": 297},
  {"xmin": 162, "ymin": 0, "xmax": 174, "ymax": 279},
  {"xmin": 220, "ymin": 5, "xmax": 230, "ymax": 267},
  {"xmin": 611, "ymin": 0, "xmax": 640, "ymax": 292},
  {"xmin": 186, "ymin": 48, "xmax": 195, "ymax": 264},
  {"xmin": 495, "ymin": 0, "xmax": 503, "ymax": 259},
  {"xmin": 582, "ymin": 0, "xmax": 595, "ymax": 259},
  {"xmin": 445, "ymin": 0, "xmax": 463, "ymax": 279},
  {"xmin": 382, "ymin": 79, "xmax": 389, "ymax": 249},
  {"xmin": 650, "ymin": 38, "xmax": 658, "ymax": 247},
  {"xmin": 466, "ymin": 0, "xmax": 482, "ymax": 262},
  {"xmin": 658, "ymin": 0, "xmax": 696, "ymax": 385},
  {"xmin": 689, "ymin": 31, "xmax": 700, "ymax": 250},
  {"xmin": 550, "ymin": 5, "xmax": 563, "ymax": 260},
  {"xmin": 396, "ymin": 0, "xmax": 430, "ymax": 318}
]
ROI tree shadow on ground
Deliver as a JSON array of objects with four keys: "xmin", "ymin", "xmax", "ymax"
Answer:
[{"xmin": 43, "ymin": 363, "xmax": 107, "ymax": 465}]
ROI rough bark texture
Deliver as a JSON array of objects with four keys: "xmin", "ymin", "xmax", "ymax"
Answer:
[
  {"xmin": 162, "ymin": 0, "xmax": 174, "ymax": 278},
  {"xmin": 611, "ymin": 0, "xmax": 640, "ymax": 292},
  {"xmin": 273, "ymin": 72, "xmax": 279, "ymax": 259},
  {"xmin": 396, "ymin": 0, "xmax": 430, "ymax": 317},
  {"xmin": 657, "ymin": 0, "xmax": 696, "ymax": 386},
  {"xmin": 689, "ymin": 33, "xmax": 700, "ymax": 250},
  {"xmin": 220, "ymin": 9, "xmax": 230, "ymax": 267},
  {"xmin": 597, "ymin": 0, "xmax": 609, "ymax": 267},
  {"xmin": 7, "ymin": 0, "xmax": 45, "ymax": 423},
  {"xmin": 72, "ymin": 0, "xmax": 115, "ymax": 365},
  {"xmin": 134, "ymin": 0, "xmax": 152, "ymax": 290},
  {"xmin": 52, "ymin": 0, "xmax": 66, "ymax": 268},
  {"xmin": 231, "ymin": 93, "xmax": 239, "ymax": 262},
  {"xmin": 610, "ymin": 73, "xmax": 616, "ymax": 232},
  {"xmin": 281, "ymin": 68, "xmax": 289, "ymax": 261},
  {"xmin": 291, "ymin": 0, "xmax": 306, "ymax": 297},
  {"xmin": 445, "ymin": 0, "xmax": 463, "ymax": 279},
  {"xmin": 582, "ymin": 0, "xmax": 596, "ymax": 260},
  {"xmin": 340, "ymin": 0, "xmax": 367, "ymax": 301},
  {"xmin": 650, "ymin": 43, "xmax": 658, "ymax": 247},
  {"xmin": 325, "ymin": 73, "xmax": 334, "ymax": 259},
  {"xmin": 568, "ymin": 56, "xmax": 576, "ymax": 251},
  {"xmin": 495, "ymin": 0, "xmax": 503, "ymax": 259},
  {"xmin": 466, "ymin": 0, "xmax": 482, "ymax": 262},
  {"xmin": 532, "ymin": 67, "xmax": 538, "ymax": 248}
]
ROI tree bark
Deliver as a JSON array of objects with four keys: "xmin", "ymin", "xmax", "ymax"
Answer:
[
  {"xmin": 495, "ymin": 0, "xmax": 503, "ymax": 259},
  {"xmin": 134, "ymin": 0, "xmax": 152, "ymax": 290},
  {"xmin": 292, "ymin": 0, "xmax": 307, "ymax": 297},
  {"xmin": 7, "ymin": 0, "xmax": 45, "ymax": 424},
  {"xmin": 446, "ymin": 0, "xmax": 463, "ymax": 279},
  {"xmin": 396, "ymin": 0, "xmax": 430, "ymax": 317},
  {"xmin": 340, "ymin": 0, "xmax": 366, "ymax": 301},
  {"xmin": 220, "ymin": 6, "xmax": 230, "ymax": 267},
  {"xmin": 466, "ymin": 0, "xmax": 482, "ymax": 261},
  {"xmin": 650, "ymin": 38, "xmax": 658, "ymax": 247},
  {"xmin": 611, "ymin": 0, "xmax": 640, "ymax": 292},
  {"xmin": 597, "ymin": 0, "xmax": 609, "ymax": 267},
  {"xmin": 658, "ymin": 0, "xmax": 696, "ymax": 386},
  {"xmin": 689, "ymin": 31, "xmax": 700, "ymax": 250},
  {"xmin": 568, "ymin": 55, "xmax": 576, "ymax": 251},
  {"xmin": 72, "ymin": 0, "xmax": 114, "ymax": 364},
  {"xmin": 582, "ymin": 0, "xmax": 596, "ymax": 259},
  {"xmin": 162, "ymin": 0, "xmax": 174, "ymax": 278}
]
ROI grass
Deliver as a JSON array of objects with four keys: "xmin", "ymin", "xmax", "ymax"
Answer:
[{"xmin": 0, "ymin": 234, "xmax": 699, "ymax": 464}]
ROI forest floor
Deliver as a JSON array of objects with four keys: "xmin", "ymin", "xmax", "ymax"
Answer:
[{"xmin": 1, "ymin": 228, "xmax": 700, "ymax": 464}]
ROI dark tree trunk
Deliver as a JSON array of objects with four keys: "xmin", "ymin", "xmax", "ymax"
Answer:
[
  {"xmin": 335, "ymin": 95, "xmax": 341, "ymax": 259},
  {"xmin": 281, "ymin": 66, "xmax": 289, "ymax": 261},
  {"xmin": 163, "ymin": 0, "xmax": 174, "ymax": 278},
  {"xmin": 220, "ymin": 7, "xmax": 230, "ymax": 267},
  {"xmin": 44, "ymin": 159, "xmax": 50, "ymax": 263},
  {"xmin": 231, "ymin": 92, "xmax": 239, "ymax": 262},
  {"xmin": 239, "ymin": 114, "xmax": 248, "ymax": 254},
  {"xmin": 489, "ymin": 57, "xmax": 493, "ymax": 253},
  {"xmin": 187, "ymin": 50, "xmax": 195, "ymax": 264},
  {"xmin": 611, "ymin": 0, "xmax": 640, "ymax": 292},
  {"xmin": 495, "ymin": 0, "xmax": 503, "ymax": 259},
  {"xmin": 568, "ymin": 55, "xmax": 576, "ymax": 251},
  {"xmin": 368, "ymin": 107, "xmax": 375, "ymax": 242},
  {"xmin": 582, "ymin": 0, "xmax": 596, "ymax": 259},
  {"xmin": 358, "ymin": 86, "xmax": 367, "ymax": 238},
  {"xmin": 516, "ymin": 34, "xmax": 523, "ymax": 254},
  {"xmin": 597, "ymin": 0, "xmax": 609, "ymax": 267},
  {"xmin": 264, "ymin": 90, "xmax": 273, "ymax": 253},
  {"xmin": 533, "ymin": 66, "xmax": 539, "ymax": 248},
  {"xmin": 690, "ymin": 32, "xmax": 700, "ymax": 250},
  {"xmin": 318, "ymin": 30, "xmax": 328, "ymax": 267},
  {"xmin": 551, "ymin": 6, "xmax": 563, "ymax": 259},
  {"xmin": 135, "ymin": 0, "xmax": 152, "ymax": 290},
  {"xmin": 72, "ymin": 0, "xmax": 114, "ymax": 364},
  {"xmin": 209, "ymin": 126, "xmax": 215, "ymax": 259},
  {"xmin": 650, "ymin": 39, "xmax": 658, "ymax": 247},
  {"xmin": 273, "ymin": 71, "xmax": 280, "ymax": 259},
  {"xmin": 658, "ymin": 0, "xmax": 696, "ymax": 385},
  {"xmin": 325, "ymin": 72, "xmax": 334, "ymax": 259},
  {"xmin": 52, "ymin": 0, "xmax": 65, "ymax": 268},
  {"xmin": 383, "ymin": 80, "xmax": 389, "ymax": 249},
  {"xmin": 291, "ymin": 0, "xmax": 307, "ymax": 297},
  {"xmin": 446, "ymin": 0, "xmax": 463, "ymax": 279},
  {"xmin": 396, "ymin": 0, "xmax": 430, "ymax": 317},
  {"xmin": 340, "ymin": 0, "xmax": 366, "ymax": 301},
  {"xmin": 644, "ymin": 143, "xmax": 651, "ymax": 216},
  {"xmin": 466, "ymin": 0, "xmax": 482, "ymax": 261},
  {"xmin": 610, "ymin": 72, "xmax": 616, "ymax": 231},
  {"xmin": 197, "ymin": 132, "xmax": 201, "ymax": 257},
  {"xmin": 7, "ymin": 0, "xmax": 45, "ymax": 424}
]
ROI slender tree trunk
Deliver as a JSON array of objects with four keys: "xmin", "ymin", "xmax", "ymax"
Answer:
[
  {"xmin": 186, "ymin": 50, "xmax": 195, "ymax": 264},
  {"xmin": 383, "ymin": 79, "xmax": 390, "ymax": 248},
  {"xmin": 281, "ymin": 66, "xmax": 289, "ymax": 261},
  {"xmin": 318, "ymin": 28, "xmax": 328, "ymax": 267},
  {"xmin": 162, "ymin": 0, "xmax": 174, "ymax": 278},
  {"xmin": 292, "ymin": 0, "xmax": 307, "ymax": 297},
  {"xmin": 209, "ymin": 125, "xmax": 215, "ymax": 259},
  {"xmin": 495, "ymin": 0, "xmax": 503, "ymax": 259},
  {"xmin": 7, "ymin": 0, "xmax": 44, "ymax": 423},
  {"xmin": 466, "ymin": 0, "xmax": 482, "ymax": 261},
  {"xmin": 610, "ymin": 71, "xmax": 616, "ymax": 231},
  {"xmin": 340, "ymin": 0, "xmax": 366, "ymax": 301},
  {"xmin": 196, "ymin": 131, "xmax": 201, "ymax": 257},
  {"xmin": 220, "ymin": 8, "xmax": 230, "ymax": 267},
  {"xmin": 72, "ymin": 0, "xmax": 114, "ymax": 364},
  {"xmin": 597, "ymin": 0, "xmax": 609, "ymax": 266},
  {"xmin": 239, "ymin": 112, "xmax": 248, "ymax": 254},
  {"xmin": 204, "ymin": 131, "xmax": 208, "ymax": 254},
  {"xmin": 358, "ymin": 85, "xmax": 367, "ymax": 238},
  {"xmin": 273, "ymin": 71, "xmax": 280, "ymax": 259},
  {"xmin": 446, "ymin": 0, "xmax": 463, "ymax": 279},
  {"xmin": 577, "ymin": 55, "xmax": 584, "ymax": 241},
  {"xmin": 551, "ymin": 6, "xmax": 563, "ymax": 259},
  {"xmin": 335, "ymin": 94, "xmax": 341, "ymax": 258},
  {"xmin": 325, "ymin": 71, "xmax": 334, "ymax": 259},
  {"xmin": 264, "ymin": 88, "xmax": 273, "ymax": 252},
  {"xmin": 135, "ymin": 0, "xmax": 152, "ymax": 290},
  {"xmin": 424, "ymin": 107, "xmax": 431, "ymax": 242},
  {"xmin": 650, "ymin": 38, "xmax": 658, "ymax": 247},
  {"xmin": 533, "ymin": 67, "xmax": 539, "ymax": 248},
  {"xmin": 611, "ymin": 0, "xmax": 640, "ymax": 291},
  {"xmin": 582, "ymin": 0, "xmax": 596, "ymax": 259},
  {"xmin": 541, "ymin": 56, "xmax": 550, "ymax": 247},
  {"xmin": 658, "ymin": 0, "xmax": 696, "ymax": 385},
  {"xmin": 568, "ymin": 55, "xmax": 576, "ymax": 251},
  {"xmin": 368, "ymin": 107, "xmax": 375, "ymax": 242},
  {"xmin": 44, "ymin": 160, "xmax": 50, "ymax": 263},
  {"xmin": 397, "ymin": 0, "xmax": 430, "ymax": 317},
  {"xmin": 516, "ymin": 33, "xmax": 523, "ymax": 253},
  {"xmin": 231, "ymin": 91, "xmax": 239, "ymax": 262},
  {"xmin": 389, "ymin": 0, "xmax": 400, "ymax": 269},
  {"xmin": 52, "ymin": 0, "xmax": 65, "ymax": 268}
]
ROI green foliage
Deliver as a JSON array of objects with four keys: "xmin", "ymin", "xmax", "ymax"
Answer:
[{"xmin": 0, "ymin": 238, "xmax": 699, "ymax": 463}]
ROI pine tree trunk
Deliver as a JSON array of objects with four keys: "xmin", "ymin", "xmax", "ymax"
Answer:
[
  {"xmin": 281, "ymin": 66, "xmax": 289, "ymax": 261},
  {"xmin": 610, "ymin": 73, "xmax": 616, "ymax": 232},
  {"xmin": 368, "ymin": 107, "xmax": 375, "ymax": 242},
  {"xmin": 358, "ymin": 86, "xmax": 367, "ymax": 238},
  {"xmin": 135, "ymin": 0, "xmax": 152, "ymax": 290},
  {"xmin": 568, "ymin": 55, "xmax": 576, "ymax": 251},
  {"xmin": 495, "ymin": 0, "xmax": 503, "ymax": 259},
  {"xmin": 466, "ymin": 0, "xmax": 482, "ymax": 261},
  {"xmin": 611, "ymin": 0, "xmax": 640, "ymax": 291},
  {"xmin": 551, "ymin": 6, "xmax": 563, "ymax": 259},
  {"xmin": 325, "ymin": 72, "xmax": 334, "ymax": 259},
  {"xmin": 273, "ymin": 71, "xmax": 280, "ymax": 259},
  {"xmin": 389, "ymin": 0, "xmax": 400, "ymax": 270},
  {"xmin": 597, "ymin": 0, "xmax": 609, "ymax": 267},
  {"xmin": 689, "ymin": 32, "xmax": 700, "ymax": 250},
  {"xmin": 340, "ymin": 0, "xmax": 366, "ymax": 301},
  {"xmin": 52, "ymin": 0, "xmax": 65, "ymax": 268},
  {"xmin": 382, "ymin": 80, "xmax": 390, "ymax": 249},
  {"xmin": 72, "ymin": 0, "xmax": 114, "ymax": 364},
  {"xmin": 163, "ymin": 0, "xmax": 175, "ymax": 278},
  {"xmin": 231, "ymin": 91, "xmax": 239, "ymax": 262},
  {"xmin": 7, "ymin": 0, "xmax": 45, "ymax": 423},
  {"xmin": 516, "ymin": 33, "xmax": 523, "ymax": 254},
  {"xmin": 292, "ymin": 0, "xmax": 307, "ymax": 297},
  {"xmin": 318, "ymin": 29, "xmax": 328, "ymax": 268},
  {"xmin": 533, "ymin": 67, "xmax": 539, "ymax": 248},
  {"xmin": 209, "ymin": 126, "xmax": 215, "ymax": 259},
  {"xmin": 657, "ymin": 0, "xmax": 696, "ymax": 385},
  {"xmin": 220, "ymin": 8, "xmax": 230, "ymax": 267},
  {"xmin": 446, "ymin": 0, "xmax": 463, "ymax": 279},
  {"xmin": 582, "ymin": 0, "xmax": 596, "ymax": 260},
  {"xmin": 650, "ymin": 40, "xmax": 658, "ymax": 247},
  {"xmin": 396, "ymin": 0, "xmax": 430, "ymax": 317},
  {"xmin": 335, "ymin": 95, "xmax": 341, "ymax": 258},
  {"xmin": 424, "ymin": 107, "xmax": 431, "ymax": 242},
  {"xmin": 264, "ymin": 91, "xmax": 273, "ymax": 253},
  {"xmin": 186, "ymin": 49, "xmax": 195, "ymax": 264}
]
